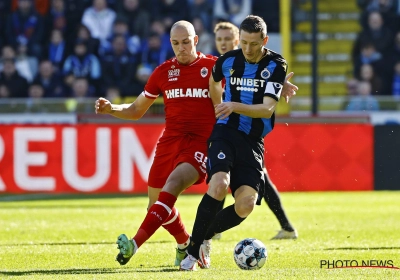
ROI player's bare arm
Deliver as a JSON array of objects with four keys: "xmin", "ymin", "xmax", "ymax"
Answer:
[
  {"xmin": 95, "ymin": 94, "xmax": 155, "ymax": 120},
  {"xmin": 215, "ymin": 96, "xmax": 277, "ymax": 120},
  {"xmin": 209, "ymin": 75, "xmax": 224, "ymax": 106},
  {"xmin": 282, "ymin": 72, "xmax": 298, "ymax": 103}
]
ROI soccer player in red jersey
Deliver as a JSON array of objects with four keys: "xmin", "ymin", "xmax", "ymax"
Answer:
[{"xmin": 95, "ymin": 20, "xmax": 217, "ymax": 266}]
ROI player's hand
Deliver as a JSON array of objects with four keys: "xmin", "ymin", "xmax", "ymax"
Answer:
[
  {"xmin": 214, "ymin": 102, "xmax": 234, "ymax": 120},
  {"xmin": 281, "ymin": 72, "xmax": 298, "ymax": 103},
  {"xmin": 95, "ymin": 97, "xmax": 112, "ymax": 114}
]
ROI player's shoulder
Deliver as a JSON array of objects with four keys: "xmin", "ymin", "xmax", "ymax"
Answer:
[
  {"xmin": 154, "ymin": 57, "xmax": 176, "ymax": 71},
  {"xmin": 199, "ymin": 53, "xmax": 219, "ymax": 66},
  {"xmin": 266, "ymin": 49, "xmax": 287, "ymax": 66},
  {"xmin": 218, "ymin": 49, "xmax": 242, "ymax": 60}
]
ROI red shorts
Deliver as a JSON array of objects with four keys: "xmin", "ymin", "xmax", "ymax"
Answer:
[{"xmin": 148, "ymin": 134, "xmax": 208, "ymax": 189}]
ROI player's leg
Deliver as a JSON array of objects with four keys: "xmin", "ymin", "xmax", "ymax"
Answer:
[
  {"xmin": 116, "ymin": 163, "xmax": 199, "ymax": 265},
  {"xmin": 212, "ymin": 197, "xmax": 226, "ymax": 240},
  {"xmin": 181, "ymin": 171, "xmax": 229, "ymax": 270},
  {"xmin": 263, "ymin": 168, "xmax": 297, "ymax": 239},
  {"xmin": 204, "ymin": 185, "xmax": 257, "ymax": 240}
]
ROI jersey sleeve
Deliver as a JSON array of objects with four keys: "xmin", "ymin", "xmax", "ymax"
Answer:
[
  {"xmin": 211, "ymin": 56, "xmax": 224, "ymax": 82},
  {"xmin": 143, "ymin": 66, "xmax": 162, "ymax": 99},
  {"xmin": 264, "ymin": 58, "xmax": 287, "ymax": 101}
]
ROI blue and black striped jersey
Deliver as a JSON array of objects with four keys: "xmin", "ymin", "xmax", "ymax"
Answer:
[{"xmin": 212, "ymin": 48, "xmax": 287, "ymax": 139}]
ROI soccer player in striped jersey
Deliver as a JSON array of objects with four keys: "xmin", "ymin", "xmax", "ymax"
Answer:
[
  {"xmin": 181, "ymin": 15, "xmax": 294, "ymax": 271},
  {"xmin": 212, "ymin": 21, "xmax": 298, "ymax": 241}
]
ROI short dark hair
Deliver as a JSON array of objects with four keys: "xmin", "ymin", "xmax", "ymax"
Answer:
[{"xmin": 239, "ymin": 15, "xmax": 267, "ymax": 39}]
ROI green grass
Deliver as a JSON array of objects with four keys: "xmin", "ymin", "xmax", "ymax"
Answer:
[{"xmin": 0, "ymin": 192, "xmax": 400, "ymax": 279}]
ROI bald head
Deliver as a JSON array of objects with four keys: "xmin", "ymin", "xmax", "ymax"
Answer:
[
  {"xmin": 170, "ymin": 21, "xmax": 196, "ymax": 37},
  {"xmin": 170, "ymin": 20, "xmax": 199, "ymax": 65}
]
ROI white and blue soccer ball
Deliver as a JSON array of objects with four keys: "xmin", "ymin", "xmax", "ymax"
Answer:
[{"xmin": 233, "ymin": 238, "xmax": 267, "ymax": 270}]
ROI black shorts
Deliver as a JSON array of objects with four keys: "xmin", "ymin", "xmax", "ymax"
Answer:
[{"xmin": 206, "ymin": 125, "xmax": 265, "ymax": 205}]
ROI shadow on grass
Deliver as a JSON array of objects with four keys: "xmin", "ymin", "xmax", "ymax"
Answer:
[
  {"xmin": 0, "ymin": 266, "xmax": 178, "ymax": 276},
  {"xmin": 0, "ymin": 240, "xmax": 171, "ymax": 247},
  {"xmin": 0, "ymin": 193, "xmax": 148, "ymax": 202},
  {"xmin": 324, "ymin": 247, "xmax": 400, "ymax": 250}
]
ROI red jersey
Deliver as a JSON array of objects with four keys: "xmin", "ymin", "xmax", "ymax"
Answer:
[{"xmin": 144, "ymin": 52, "xmax": 217, "ymax": 138}]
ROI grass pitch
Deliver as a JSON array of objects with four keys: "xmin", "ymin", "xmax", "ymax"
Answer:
[{"xmin": 0, "ymin": 191, "xmax": 399, "ymax": 279}]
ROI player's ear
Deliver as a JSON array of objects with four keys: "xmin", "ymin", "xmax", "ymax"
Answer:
[
  {"xmin": 194, "ymin": 35, "xmax": 199, "ymax": 45},
  {"xmin": 263, "ymin": 35, "xmax": 269, "ymax": 46}
]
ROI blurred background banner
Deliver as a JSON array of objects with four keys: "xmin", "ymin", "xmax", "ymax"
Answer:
[{"xmin": 0, "ymin": 123, "xmax": 375, "ymax": 193}]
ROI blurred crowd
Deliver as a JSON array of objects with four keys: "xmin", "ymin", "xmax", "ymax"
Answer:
[
  {"xmin": 0, "ymin": 0, "xmax": 278, "ymax": 103},
  {"xmin": 348, "ymin": 0, "xmax": 400, "ymax": 111}
]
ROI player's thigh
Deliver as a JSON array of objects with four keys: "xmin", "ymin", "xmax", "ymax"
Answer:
[
  {"xmin": 148, "ymin": 137, "xmax": 179, "ymax": 189},
  {"xmin": 206, "ymin": 138, "xmax": 234, "ymax": 183},
  {"xmin": 163, "ymin": 162, "xmax": 200, "ymax": 196}
]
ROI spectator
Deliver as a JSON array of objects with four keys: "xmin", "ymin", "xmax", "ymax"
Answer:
[
  {"xmin": 149, "ymin": 20, "xmax": 172, "ymax": 54},
  {"xmin": 26, "ymin": 83, "xmax": 46, "ymax": 112},
  {"xmin": 44, "ymin": 0, "xmax": 75, "ymax": 43},
  {"xmin": 5, "ymin": 0, "xmax": 44, "ymax": 58},
  {"xmin": 139, "ymin": 32, "xmax": 174, "ymax": 70},
  {"xmin": 346, "ymin": 78, "xmax": 359, "ymax": 96},
  {"xmin": 150, "ymin": 0, "xmax": 189, "ymax": 28},
  {"xmin": 15, "ymin": 42, "xmax": 38, "ymax": 82},
  {"xmin": 189, "ymin": 0, "xmax": 213, "ymax": 32},
  {"xmin": 44, "ymin": 29, "xmax": 68, "ymax": 71},
  {"xmin": 33, "ymin": 59, "xmax": 66, "ymax": 97},
  {"xmin": 71, "ymin": 24, "xmax": 100, "ymax": 57},
  {"xmin": 0, "ymin": 58, "xmax": 29, "ymax": 98},
  {"xmin": 1, "ymin": 45, "xmax": 37, "ymax": 83},
  {"xmin": 101, "ymin": 35, "xmax": 137, "ymax": 96},
  {"xmin": 353, "ymin": 11, "xmax": 393, "ymax": 60},
  {"xmin": 353, "ymin": 41, "xmax": 385, "ymax": 78},
  {"xmin": 11, "ymin": 0, "xmax": 50, "ymax": 15},
  {"xmin": 213, "ymin": 0, "xmax": 252, "ymax": 28},
  {"xmin": 116, "ymin": 0, "xmax": 151, "ymax": 39},
  {"xmin": 62, "ymin": 40, "xmax": 101, "ymax": 91},
  {"xmin": 192, "ymin": 17, "xmax": 213, "ymax": 55},
  {"xmin": 65, "ymin": 77, "xmax": 93, "ymax": 112},
  {"xmin": 357, "ymin": 63, "xmax": 384, "ymax": 94},
  {"xmin": 0, "ymin": 83, "xmax": 10, "ymax": 98},
  {"xmin": 70, "ymin": 76, "xmax": 92, "ymax": 97},
  {"xmin": 99, "ymin": 18, "xmax": 141, "ymax": 57},
  {"xmin": 359, "ymin": 0, "xmax": 398, "ymax": 32},
  {"xmin": 131, "ymin": 63, "xmax": 152, "ymax": 95},
  {"xmin": 346, "ymin": 81, "xmax": 380, "ymax": 111},
  {"xmin": 81, "ymin": 0, "xmax": 116, "ymax": 42},
  {"xmin": 105, "ymin": 86, "xmax": 121, "ymax": 103}
]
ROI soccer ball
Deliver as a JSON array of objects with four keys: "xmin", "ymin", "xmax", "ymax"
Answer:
[{"xmin": 233, "ymin": 238, "xmax": 267, "ymax": 270}]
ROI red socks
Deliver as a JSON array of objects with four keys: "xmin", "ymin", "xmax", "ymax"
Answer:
[
  {"xmin": 162, "ymin": 207, "xmax": 190, "ymax": 245},
  {"xmin": 133, "ymin": 191, "xmax": 177, "ymax": 248}
]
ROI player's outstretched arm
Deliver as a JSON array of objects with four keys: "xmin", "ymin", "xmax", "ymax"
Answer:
[
  {"xmin": 281, "ymin": 72, "xmax": 298, "ymax": 103},
  {"xmin": 95, "ymin": 94, "xmax": 155, "ymax": 120}
]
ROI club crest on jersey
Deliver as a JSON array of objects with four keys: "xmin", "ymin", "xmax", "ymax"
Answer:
[
  {"xmin": 260, "ymin": 68, "xmax": 271, "ymax": 79},
  {"xmin": 168, "ymin": 68, "xmax": 180, "ymax": 78},
  {"xmin": 217, "ymin": 151, "xmax": 226, "ymax": 159},
  {"xmin": 229, "ymin": 69, "xmax": 235, "ymax": 75},
  {"xmin": 201, "ymin": 67, "xmax": 208, "ymax": 78}
]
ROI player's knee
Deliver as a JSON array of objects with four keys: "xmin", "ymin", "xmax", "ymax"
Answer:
[
  {"xmin": 207, "ymin": 172, "xmax": 229, "ymax": 200},
  {"xmin": 235, "ymin": 195, "xmax": 257, "ymax": 218}
]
